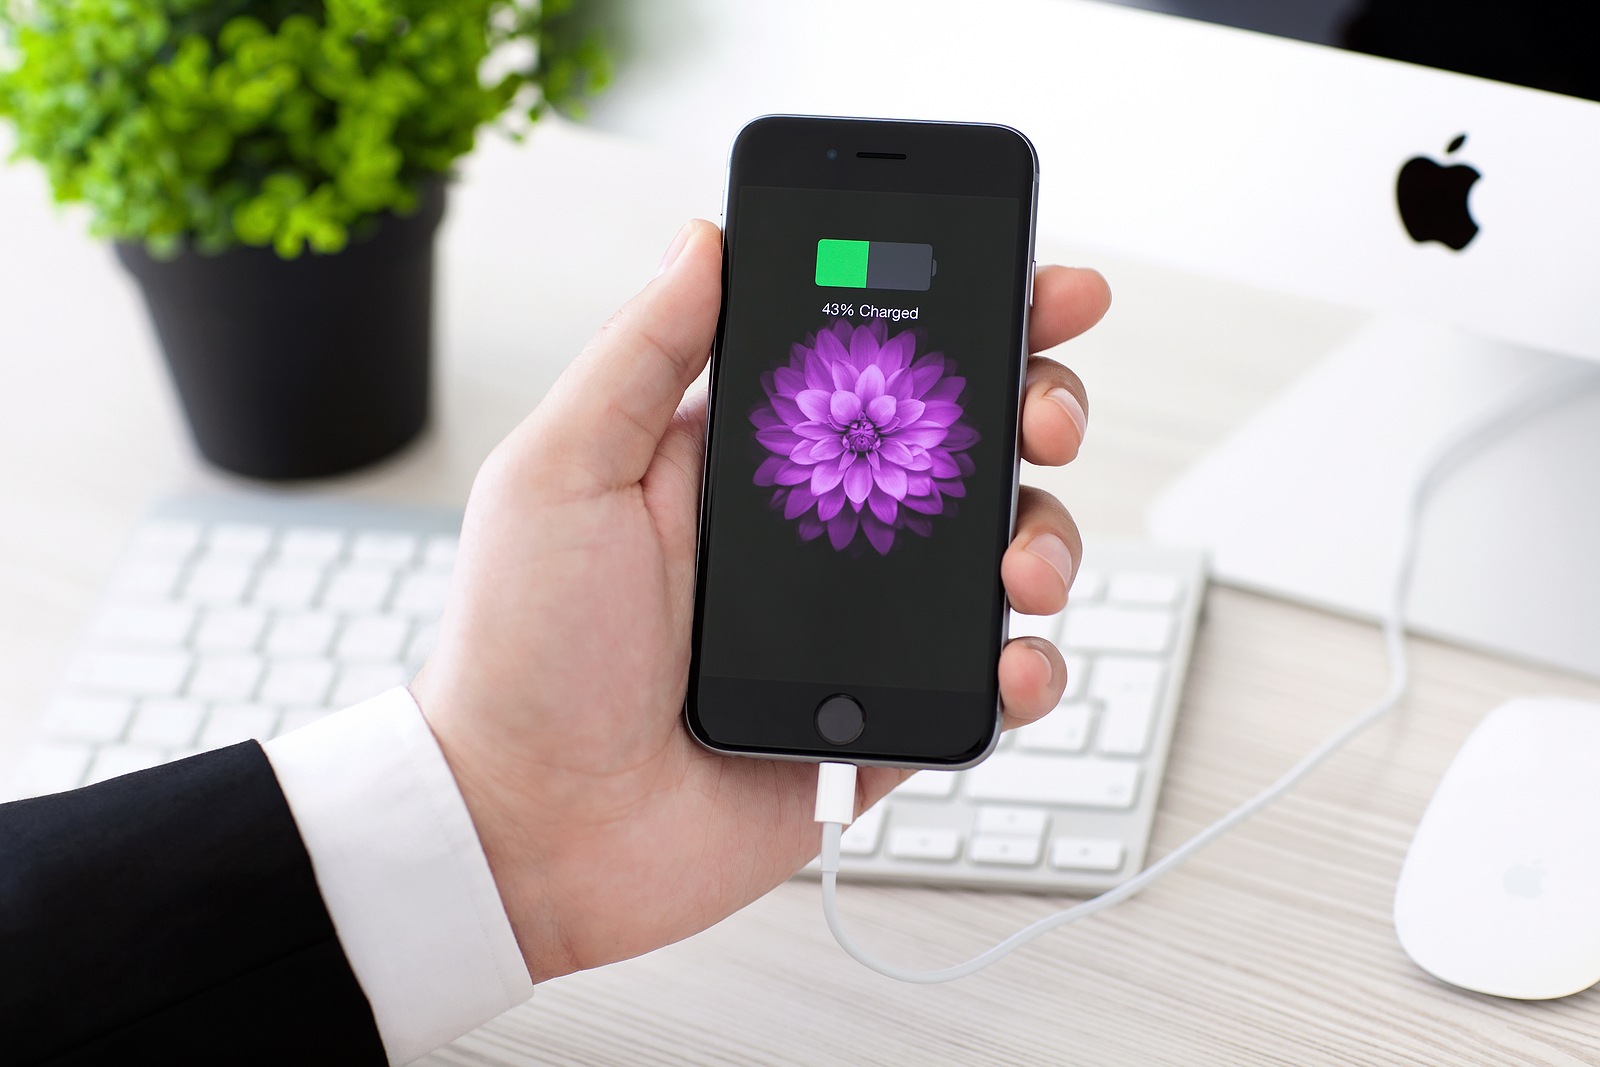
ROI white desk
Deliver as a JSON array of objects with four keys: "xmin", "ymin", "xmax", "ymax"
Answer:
[{"xmin": 4, "ymin": 122, "xmax": 1600, "ymax": 1065}]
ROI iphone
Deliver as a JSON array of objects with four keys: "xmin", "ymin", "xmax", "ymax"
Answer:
[{"xmin": 687, "ymin": 115, "xmax": 1039, "ymax": 767}]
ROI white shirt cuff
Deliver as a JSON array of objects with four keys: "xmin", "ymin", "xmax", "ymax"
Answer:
[{"xmin": 263, "ymin": 687, "xmax": 534, "ymax": 1064}]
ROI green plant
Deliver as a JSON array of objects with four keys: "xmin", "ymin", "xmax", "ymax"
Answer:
[{"xmin": 0, "ymin": 0, "xmax": 608, "ymax": 257}]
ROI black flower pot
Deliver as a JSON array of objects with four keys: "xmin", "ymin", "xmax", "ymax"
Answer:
[{"xmin": 115, "ymin": 181, "xmax": 447, "ymax": 480}]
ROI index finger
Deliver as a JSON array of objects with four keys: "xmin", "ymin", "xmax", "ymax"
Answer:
[{"xmin": 1029, "ymin": 266, "xmax": 1111, "ymax": 354}]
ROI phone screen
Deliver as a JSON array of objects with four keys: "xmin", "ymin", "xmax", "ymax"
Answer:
[{"xmin": 700, "ymin": 186, "xmax": 1022, "ymax": 693}]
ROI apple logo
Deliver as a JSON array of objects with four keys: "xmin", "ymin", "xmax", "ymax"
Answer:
[
  {"xmin": 1503, "ymin": 861, "xmax": 1546, "ymax": 899},
  {"xmin": 1396, "ymin": 134, "xmax": 1481, "ymax": 251}
]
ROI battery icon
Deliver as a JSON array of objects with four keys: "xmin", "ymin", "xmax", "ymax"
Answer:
[{"xmin": 815, "ymin": 239, "xmax": 935, "ymax": 291}]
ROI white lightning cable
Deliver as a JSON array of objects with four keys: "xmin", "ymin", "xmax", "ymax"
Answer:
[{"xmin": 814, "ymin": 363, "xmax": 1600, "ymax": 984}]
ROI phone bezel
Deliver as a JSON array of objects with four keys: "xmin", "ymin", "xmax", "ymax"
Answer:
[{"xmin": 686, "ymin": 115, "xmax": 1039, "ymax": 769}]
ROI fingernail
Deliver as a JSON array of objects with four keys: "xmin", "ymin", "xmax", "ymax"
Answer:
[
  {"xmin": 1029, "ymin": 646, "xmax": 1056, "ymax": 686},
  {"xmin": 1026, "ymin": 531, "xmax": 1077, "ymax": 593},
  {"xmin": 658, "ymin": 221, "xmax": 693, "ymax": 275},
  {"xmin": 1046, "ymin": 387, "xmax": 1088, "ymax": 440}
]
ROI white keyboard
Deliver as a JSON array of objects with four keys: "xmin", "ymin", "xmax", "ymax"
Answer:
[
  {"xmin": 5, "ymin": 496, "xmax": 1207, "ymax": 899},
  {"xmin": 805, "ymin": 540, "xmax": 1208, "ymax": 894},
  {"xmin": 3, "ymin": 495, "xmax": 460, "ymax": 801}
]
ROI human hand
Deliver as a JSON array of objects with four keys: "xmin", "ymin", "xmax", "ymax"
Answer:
[{"xmin": 410, "ymin": 219, "xmax": 1110, "ymax": 983}]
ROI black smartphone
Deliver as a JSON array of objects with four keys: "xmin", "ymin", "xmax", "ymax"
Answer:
[{"xmin": 687, "ymin": 115, "xmax": 1038, "ymax": 768}]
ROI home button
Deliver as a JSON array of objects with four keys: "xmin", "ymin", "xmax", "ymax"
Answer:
[{"xmin": 815, "ymin": 694, "xmax": 865, "ymax": 745}]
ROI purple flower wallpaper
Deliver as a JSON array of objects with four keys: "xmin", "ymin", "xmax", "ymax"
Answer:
[{"xmin": 750, "ymin": 319, "xmax": 980, "ymax": 555}]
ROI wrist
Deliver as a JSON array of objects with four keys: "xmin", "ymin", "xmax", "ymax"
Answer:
[{"xmin": 408, "ymin": 674, "xmax": 581, "ymax": 986}]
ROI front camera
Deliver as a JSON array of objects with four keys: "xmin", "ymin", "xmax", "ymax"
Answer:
[{"xmin": 826, "ymin": 148, "xmax": 839, "ymax": 160}]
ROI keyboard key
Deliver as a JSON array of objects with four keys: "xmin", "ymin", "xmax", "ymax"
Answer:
[
  {"xmin": 84, "ymin": 745, "xmax": 166, "ymax": 785},
  {"xmin": 423, "ymin": 536, "xmax": 459, "ymax": 569},
  {"xmin": 252, "ymin": 565, "xmax": 324, "ymax": 609},
  {"xmin": 973, "ymin": 806, "xmax": 1048, "ymax": 838},
  {"xmin": 127, "ymin": 699, "xmax": 206, "ymax": 749},
  {"xmin": 336, "ymin": 615, "xmax": 409, "ymax": 661},
  {"xmin": 187, "ymin": 654, "xmax": 263, "ymax": 702},
  {"xmin": 1015, "ymin": 703, "xmax": 1090, "ymax": 753},
  {"xmin": 352, "ymin": 532, "xmax": 418, "ymax": 566},
  {"xmin": 1061, "ymin": 606, "xmax": 1174, "ymax": 655},
  {"xmin": 394, "ymin": 571, "xmax": 452, "ymax": 617},
  {"xmin": 199, "ymin": 704, "xmax": 281, "ymax": 748},
  {"xmin": 193, "ymin": 607, "xmax": 267, "ymax": 652},
  {"xmin": 1091, "ymin": 657, "xmax": 1165, "ymax": 702},
  {"xmin": 1094, "ymin": 703, "xmax": 1158, "ymax": 755},
  {"xmin": 90, "ymin": 604, "xmax": 197, "ymax": 648},
  {"xmin": 1108, "ymin": 572, "xmax": 1183, "ymax": 606},
  {"xmin": 265, "ymin": 612, "xmax": 339, "ymax": 657},
  {"xmin": 1007, "ymin": 608, "xmax": 1061, "ymax": 643},
  {"xmin": 1049, "ymin": 837, "xmax": 1124, "ymax": 872},
  {"xmin": 207, "ymin": 523, "xmax": 273, "ymax": 562},
  {"xmin": 78, "ymin": 651, "xmax": 191, "ymax": 697},
  {"xmin": 278, "ymin": 527, "xmax": 345, "ymax": 564},
  {"xmin": 887, "ymin": 827, "xmax": 962, "ymax": 862},
  {"xmin": 840, "ymin": 804, "xmax": 887, "ymax": 856},
  {"xmin": 893, "ymin": 771, "xmax": 959, "ymax": 799},
  {"xmin": 330, "ymin": 663, "xmax": 409, "ymax": 708},
  {"xmin": 1098, "ymin": 699, "xmax": 1159, "ymax": 756},
  {"xmin": 46, "ymin": 697, "xmax": 133, "ymax": 743},
  {"xmin": 964, "ymin": 753, "xmax": 1141, "ymax": 809},
  {"xmin": 258, "ymin": 659, "xmax": 335, "ymax": 706},
  {"xmin": 132, "ymin": 520, "xmax": 202, "ymax": 559},
  {"xmin": 322, "ymin": 567, "xmax": 395, "ymax": 612},
  {"xmin": 12, "ymin": 742, "xmax": 93, "ymax": 798},
  {"xmin": 969, "ymin": 834, "xmax": 1043, "ymax": 867},
  {"xmin": 182, "ymin": 561, "xmax": 255, "ymax": 605},
  {"xmin": 1092, "ymin": 658, "xmax": 1165, "ymax": 756},
  {"xmin": 111, "ymin": 560, "xmax": 182, "ymax": 601}
]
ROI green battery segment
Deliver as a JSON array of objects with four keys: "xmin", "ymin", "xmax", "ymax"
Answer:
[{"xmin": 815, "ymin": 239, "xmax": 935, "ymax": 292}]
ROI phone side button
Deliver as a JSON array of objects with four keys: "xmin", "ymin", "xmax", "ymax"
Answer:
[{"xmin": 815, "ymin": 694, "xmax": 865, "ymax": 745}]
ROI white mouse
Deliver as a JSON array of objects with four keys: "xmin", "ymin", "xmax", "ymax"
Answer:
[{"xmin": 1394, "ymin": 696, "xmax": 1600, "ymax": 999}]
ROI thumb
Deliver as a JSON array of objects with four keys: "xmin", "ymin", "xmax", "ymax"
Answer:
[{"xmin": 528, "ymin": 219, "xmax": 722, "ymax": 491}]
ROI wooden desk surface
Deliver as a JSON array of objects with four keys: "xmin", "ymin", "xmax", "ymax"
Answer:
[{"xmin": 3, "ymin": 122, "xmax": 1599, "ymax": 1066}]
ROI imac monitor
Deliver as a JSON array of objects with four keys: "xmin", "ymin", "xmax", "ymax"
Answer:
[
  {"xmin": 587, "ymin": 0, "xmax": 1600, "ymax": 677},
  {"xmin": 1100, "ymin": 0, "xmax": 1600, "ymax": 679}
]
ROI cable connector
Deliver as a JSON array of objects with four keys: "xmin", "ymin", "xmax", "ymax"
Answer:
[
  {"xmin": 814, "ymin": 762, "xmax": 858, "ymax": 877},
  {"xmin": 813, "ymin": 762, "xmax": 858, "ymax": 826}
]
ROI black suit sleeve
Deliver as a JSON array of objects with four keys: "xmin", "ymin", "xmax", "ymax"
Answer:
[{"xmin": 0, "ymin": 743, "xmax": 387, "ymax": 1065}]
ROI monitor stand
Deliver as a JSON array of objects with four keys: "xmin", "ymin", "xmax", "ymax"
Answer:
[{"xmin": 1150, "ymin": 315, "xmax": 1600, "ymax": 679}]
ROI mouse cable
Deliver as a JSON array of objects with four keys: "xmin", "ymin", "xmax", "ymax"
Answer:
[{"xmin": 813, "ymin": 362, "xmax": 1600, "ymax": 984}]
